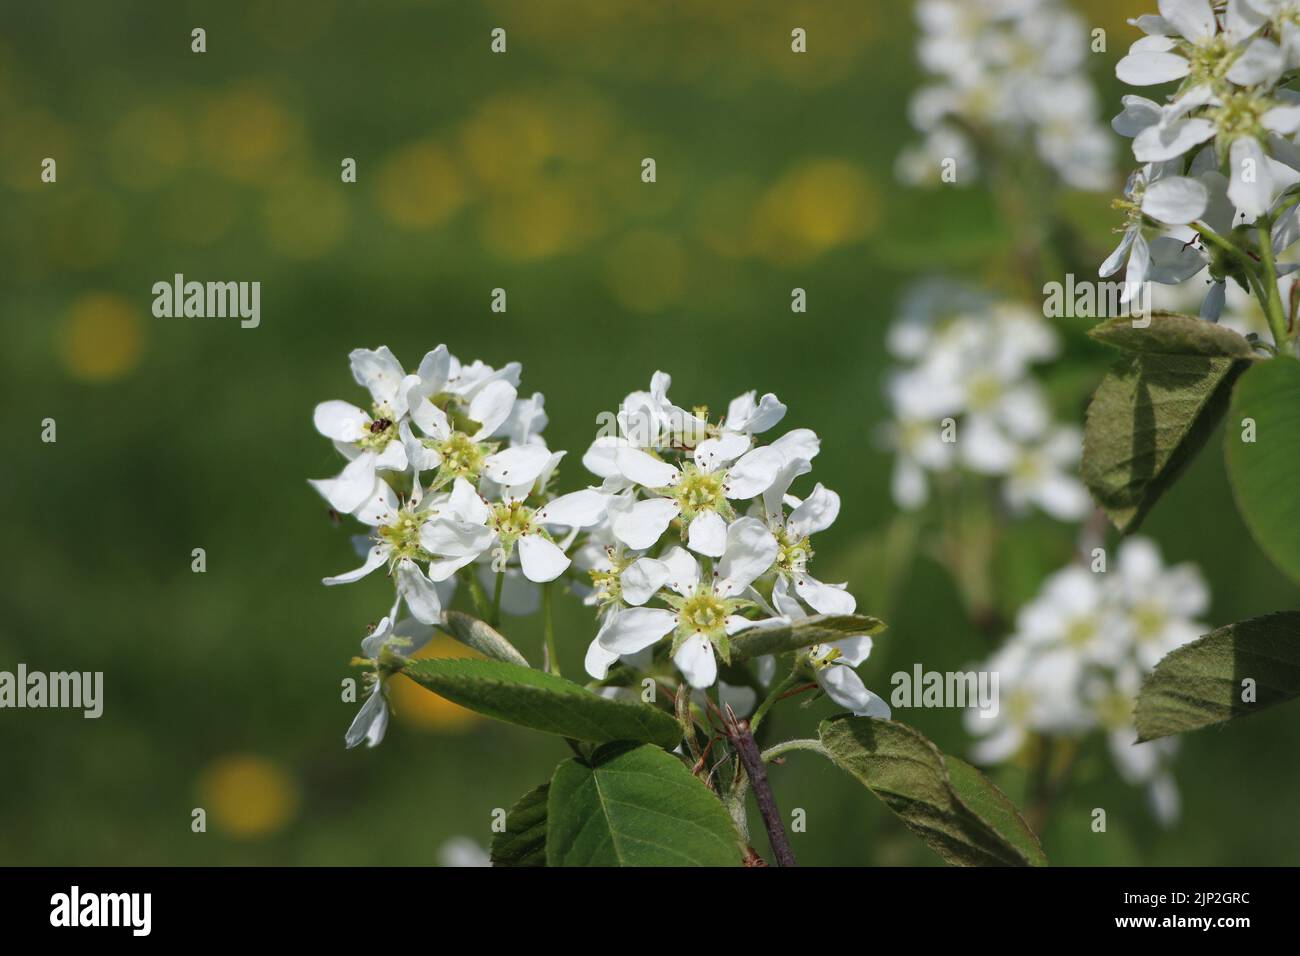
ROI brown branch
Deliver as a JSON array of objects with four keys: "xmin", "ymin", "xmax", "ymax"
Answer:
[{"xmin": 725, "ymin": 707, "xmax": 796, "ymax": 867}]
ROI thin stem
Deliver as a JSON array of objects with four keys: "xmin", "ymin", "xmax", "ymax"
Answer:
[
  {"xmin": 464, "ymin": 569, "xmax": 492, "ymax": 621},
  {"xmin": 761, "ymin": 738, "xmax": 827, "ymax": 762},
  {"xmin": 489, "ymin": 571, "xmax": 505, "ymax": 627},
  {"xmin": 542, "ymin": 581, "xmax": 560, "ymax": 677},
  {"xmin": 749, "ymin": 670, "xmax": 800, "ymax": 731},
  {"xmin": 1257, "ymin": 221, "xmax": 1291, "ymax": 349}
]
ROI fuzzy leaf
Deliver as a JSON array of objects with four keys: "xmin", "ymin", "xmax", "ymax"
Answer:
[
  {"xmin": 401, "ymin": 658, "xmax": 681, "ymax": 749},
  {"xmin": 439, "ymin": 610, "xmax": 530, "ymax": 667},
  {"xmin": 1082, "ymin": 351, "xmax": 1248, "ymax": 532},
  {"xmin": 1224, "ymin": 357, "xmax": 1300, "ymax": 583},
  {"xmin": 490, "ymin": 783, "xmax": 549, "ymax": 867},
  {"xmin": 1135, "ymin": 611, "xmax": 1300, "ymax": 741},
  {"xmin": 819, "ymin": 717, "xmax": 1045, "ymax": 867},
  {"xmin": 1089, "ymin": 312, "xmax": 1256, "ymax": 357},
  {"xmin": 546, "ymin": 743, "xmax": 742, "ymax": 867},
  {"xmin": 729, "ymin": 613, "xmax": 885, "ymax": 663}
]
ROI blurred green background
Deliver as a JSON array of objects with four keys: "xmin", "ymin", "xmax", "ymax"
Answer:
[{"xmin": 2, "ymin": 0, "xmax": 1298, "ymax": 866}]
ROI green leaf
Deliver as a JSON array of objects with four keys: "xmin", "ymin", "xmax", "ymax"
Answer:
[
  {"xmin": 490, "ymin": 783, "xmax": 549, "ymax": 867},
  {"xmin": 1089, "ymin": 312, "xmax": 1256, "ymax": 357},
  {"xmin": 729, "ymin": 613, "xmax": 885, "ymax": 663},
  {"xmin": 546, "ymin": 743, "xmax": 742, "ymax": 867},
  {"xmin": 819, "ymin": 716, "xmax": 1045, "ymax": 867},
  {"xmin": 1082, "ymin": 351, "xmax": 1249, "ymax": 532},
  {"xmin": 1224, "ymin": 357, "xmax": 1300, "ymax": 583},
  {"xmin": 945, "ymin": 757, "xmax": 1047, "ymax": 867},
  {"xmin": 401, "ymin": 658, "xmax": 681, "ymax": 749},
  {"xmin": 1135, "ymin": 611, "xmax": 1300, "ymax": 741},
  {"xmin": 439, "ymin": 610, "xmax": 529, "ymax": 666}
]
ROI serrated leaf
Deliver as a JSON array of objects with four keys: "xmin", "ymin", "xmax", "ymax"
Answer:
[
  {"xmin": 546, "ymin": 743, "xmax": 742, "ymax": 867},
  {"xmin": 1135, "ymin": 611, "xmax": 1300, "ymax": 741},
  {"xmin": 401, "ymin": 658, "xmax": 681, "ymax": 749},
  {"xmin": 819, "ymin": 717, "xmax": 1044, "ymax": 867},
  {"xmin": 1082, "ymin": 351, "xmax": 1248, "ymax": 532},
  {"xmin": 439, "ymin": 610, "xmax": 529, "ymax": 667},
  {"xmin": 490, "ymin": 783, "xmax": 549, "ymax": 867},
  {"xmin": 1089, "ymin": 312, "xmax": 1256, "ymax": 357},
  {"xmin": 1224, "ymin": 357, "xmax": 1300, "ymax": 583},
  {"xmin": 729, "ymin": 613, "xmax": 885, "ymax": 663}
]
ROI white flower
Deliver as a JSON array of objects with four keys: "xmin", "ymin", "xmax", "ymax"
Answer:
[
  {"xmin": 590, "ymin": 519, "xmax": 779, "ymax": 689},
  {"xmin": 322, "ymin": 478, "xmax": 451, "ymax": 626},
  {"xmin": 1002, "ymin": 426, "xmax": 1091, "ymax": 521},
  {"xmin": 345, "ymin": 615, "xmax": 433, "ymax": 750},
  {"xmin": 1113, "ymin": 538, "xmax": 1209, "ymax": 668},
  {"xmin": 609, "ymin": 444, "xmax": 784, "ymax": 557},
  {"xmin": 310, "ymin": 347, "xmax": 414, "ymax": 512},
  {"xmin": 758, "ymin": 468, "xmax": 858, "ymax": 615},
  {"xmin": 422, "ymin": 477, "xmax": 608, "ymax": 585},
  {"xmin": 769, "ymin": 576, "xmax": 890, "ymax": 718}
]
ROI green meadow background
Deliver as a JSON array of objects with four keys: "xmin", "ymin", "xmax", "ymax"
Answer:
[{"xmin": 2, "ymin": 0, "xmax": 1297, "ymax": 866}]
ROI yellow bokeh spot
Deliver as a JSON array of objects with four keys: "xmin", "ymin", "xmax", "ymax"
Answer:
[
  {"xmin": 263, "ymin": 172, "xmax": 347, "ymax": 259},
  {"xmin": 198, "ymin": 87, "xmax": 300, "ymax": 184},
  {"xmin": 749, "ymin": 159, "xmax": 877, "ymax": 265},
  {"xmin": 374, "ymin": 140, "xmax": 467, "ymax": 230},
  {"xmin": 478, "ymin": 186, "xmax": 583, "ymax": 261},
  {"xmin": 390, "ymin": 636, "xmax": 483, "ymax": 733},
  {"xmin": 197, "ymin": 754, "xmax": 299, "ymax": 839},
  {"xmin": 604, "ymin": 229, "xmax": 687, "ymax": 313},
  {"xmin": 59, "ymin": 293, "xmax": 143, "ymax": 383}
]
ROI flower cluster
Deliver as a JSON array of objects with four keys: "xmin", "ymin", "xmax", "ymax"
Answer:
[
  {"xmin": 311, "ymin": 345, "xmax": 606, "ymax": 747},
  {"xmin": 878, "ymin": 281, "xmax": 1091, "ymax": 522},
  {"xmin": 1104, "ymin": 0, "xmax": 1300, "ymax": 319},
  {"xmin": 897, "ymin": 0, "xmax": 1114, "ymax": 190},
  {"xmin": 576, "ymin": 372, "xmax": 890, "ymax": 717},
  {"xmin": 965, "ymin": 537, "xmax": 1211, "ymax": 824}
]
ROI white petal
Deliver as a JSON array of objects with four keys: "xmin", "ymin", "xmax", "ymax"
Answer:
[
  {"xmin": 584, "ymin": 637, "xmax": 621, "ymax": 680},
  {"xmin": 1225, "ymin": 0, "xmax": 1268, "ymax": 43},
  {"xmin": 396, "ymin": 559, "xmax": 443, "ymax": 624},
  {"xmin": 517, "ymin": 534, "xmax": 570, "ymax": 583},
  {"xmin": 373, "ymin": 440, "xmax": 407, "ymax": 472},
  {"xmin": 1141, "ymin": 175, "xmax": 1208, "ymax": 224},
  {"xmin": 769, "ymin": 428, "xmax": 820, "ymax": 463},
  {"xmin": 1112, "ymin": 95, "xmax": 1163, "ymax": 137},
  {"xmin": 467, "ymin": 379, "xmax": 517, "ymax": 440},
  {"xmin": 313, "ymin": 400, "xmax": 369, "ymax": 442},
  {"xmin": 414, "ymin": 345, "xmax": 451, "ymax": 396},
  {"xmin": 620, "ymin": 557, "xmax": 670, "ymax": 605},
  {"xmin": 1226, "ymin": 37, "xmax": 1284, "ymax": 86},
  {"xmin": 1158, "ymin": 0, "xmax": 1215, "ymax": 41},
  {"xmin": 582, "ymin": 436, "xmax": 628, "ymax": 479},
  {"xmin": 794, "ymin": 574, "xmax": 857, "ymax": 615},
  {"xmin": 324, "ymin": 544, "xmax": 387, "ymax": 585},
  {"xmin": 673, "ymin": 633, "xmax": 718, "ymax": 689},
  {"xmin": 309, "ymin": 453, "xmax": 378, "ymax": 513},
  {"xmin": 687, "ymin": 510, "xmax": 729, "ymax": 557},
  {"xmin": 616, "ymin": 447, "xmax": 680, "ymax": 488},
  {"xmin": 345, "ymin": 687, "xmax": 389, "ymax": 749},
  {"xmin": 482, "ymin": 444, "xmax": 552, "ymax": 486},
  {"xmin": 715, "ymin": 517, "xmax": 779, "ymax": 595},
  {"xmin": 831, "ymin": 635, "xmax": 873, "ymax": 667},
  {"xmin": 787, "ymin": 483, "xmax": 840, "ymax": 538},
  {"xmin": 693, "ymin": 433, "xmax": 751, "ymax": 472},
  {"xmin": 349, "ymin": 346, "xmax": 406, "ymax": 411},
  {"xmin": 612, "ymin": 497, "xmax": 680, "ymax": 550},
  {"xmin": 1229, "ymin": 136, "xmax": 1271, "ymax": 218},
  {"xmin": 1133, "ymin": 118, "xmax": 1215, "ymax": 162},
  {"xmin": 421, "ymin": 518, "xmax": 494, "ymax": 562},
  {"xmin": 536, "ymin": 489, "xmax": 609, "ymax": 529},
  {"xmin": 762, "ymin": 456, "xmax": 812, "ymax": 518},
  {"xmin": 1099, "ymin": 228, "xmax": 1136, "ymax": 279},
  {"xmin": 724, "ymin": 446, "xmax": 783, "ymax": 499},
  {"xmin": 1116, "ymin": 50, "xmax": 1191, "ymax": 85},
  {"xmin": 817, "ymin": 664, "xmax": 890, "ymax": 718},
  {"xmin": 353, "ymin": 478, "xmax": 400, "ymax": 527},
  {"xmin": 410, "ymin": 396, "xmax": 451, "ymax": 440},
  {"xmin": 660, "ymin": 546, "xmax": 701, "ymax": 596},
  {"xmin": 598, "ymin": 606, "xmax": 677, "ymax": 654},
  {"xmin": 1146, "ymin": 235, "xmax": 1207, "ymax": 283}
]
